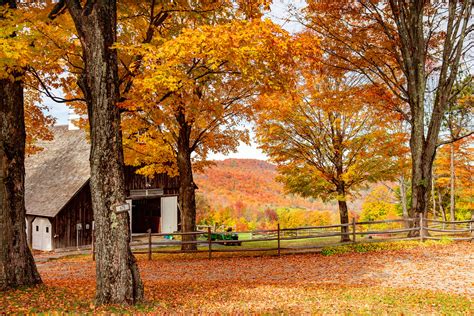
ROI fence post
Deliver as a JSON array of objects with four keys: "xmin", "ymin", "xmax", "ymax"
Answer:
[
  {"xmin": 208, "ymin": 226, "xmax": 212, "ymax": 259},
  {"xmin": 352, "ymin": 218, "xmax": 356, "ymax": 243},
  {"xmin": 419, "ymin": 216, "xmax": 424, "ymax": 242},
  {"xmin": 91, "ymin": 228, "xmax": 95, "ymax": 261},
  {"xmin": 277, "ymin": 223, "xmax": 281, "ymax": 256},
  {"xmin": 148, "ymin": 228, "xmax": 152, "ymax": 260}
]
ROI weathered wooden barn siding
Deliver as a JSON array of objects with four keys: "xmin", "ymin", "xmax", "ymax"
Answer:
[
  {"xmin": 124, "ymin": 166, "xmax": 179, "ymax": 195},
  {"xmin": 50, "ymin": 169, "xmax": 179, "ymax": 249},
  {"xmin": 52, "ymin": 182, "xmax": 93, "ymax": 249}
]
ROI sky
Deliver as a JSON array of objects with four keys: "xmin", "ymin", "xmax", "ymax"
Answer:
[{"xmin": 42, "ymin": 1, "xmax": 304, "ymax": 161}]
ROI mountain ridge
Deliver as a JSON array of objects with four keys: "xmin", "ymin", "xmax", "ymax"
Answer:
[{"xmin": 194, "ymin": 158, "xmax": 335, "ymax": 212}]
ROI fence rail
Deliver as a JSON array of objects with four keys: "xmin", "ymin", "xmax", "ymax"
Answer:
[{"xmin": 92, "ymin": 217, "xmax": 473, "ymax": 260}]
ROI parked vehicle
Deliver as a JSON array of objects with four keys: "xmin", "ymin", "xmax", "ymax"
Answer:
[{"xmin": 206, "ymin": 227, "xmax": 242, "ymax": 246}]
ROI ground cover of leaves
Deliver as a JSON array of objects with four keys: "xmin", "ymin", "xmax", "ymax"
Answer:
[{"xmin": 1, "ymin": 242, "xmax": 472, "ymax": 314}]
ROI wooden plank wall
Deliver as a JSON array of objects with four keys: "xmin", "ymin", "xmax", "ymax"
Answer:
[
  {"xmin": 51, "ymin": 168, "xmax": 179, "ymax": 249},
  {"xmin": 124, "ymin": 166, "xmax": 180, "ymax": 194},
  {"xmin": 52, "ymin": 182, "xmax": 93, "ymax": 249}
]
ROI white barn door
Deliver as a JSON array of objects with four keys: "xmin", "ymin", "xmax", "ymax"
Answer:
[
  {"xmin": 32, "ymin": 217, "xmax": 52, "ymax": 251},
  {"xmin": 161, "ymin": 196, "xmax": 178, "ymax": 233}
]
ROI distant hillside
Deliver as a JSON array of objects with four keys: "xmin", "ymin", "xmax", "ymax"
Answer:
[{"xmin": 194, "ymin": 159, "xmax": 336, "ymax": 212}]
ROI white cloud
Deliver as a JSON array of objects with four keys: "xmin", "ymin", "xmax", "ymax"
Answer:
[{"xmin": 208, "ymin": 139, "xmax": 268, "ymax": 161}]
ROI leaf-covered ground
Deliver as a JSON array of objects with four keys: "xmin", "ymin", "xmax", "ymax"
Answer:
[{"xmin": 1, "ymin": 242, "xmax": 473, "ymax": 314}]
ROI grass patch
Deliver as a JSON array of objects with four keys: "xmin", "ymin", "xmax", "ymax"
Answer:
[
  {"xmin": 139, "ymin": 238, "xmax": 455, "ymax": 260},
  {"xmin": 320, "ymin": 239, "xmax": 453, "ymax": 256}
]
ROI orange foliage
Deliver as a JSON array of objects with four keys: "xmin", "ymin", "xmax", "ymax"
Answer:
[
  {"xmin": 195, "ymin": 159, "xmax": 334, "ymax": 230},
  {"xmin": 433, "ymin": 137, "xmax": 474, "ymax": 218},
  {"xmin": 2, "ymin": 243, "xmax": 472, "ymax": 313}
]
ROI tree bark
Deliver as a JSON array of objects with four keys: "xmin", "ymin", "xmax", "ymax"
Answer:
[
  {"xmin": 176, "ymin": 111, "xmax": 197, "ymax": 251},
  {"xmin": 0, "ymin": 0, "xmax": 42, "ymax": 292},
  {"xmin": 436, "ymin": 187, "xmax": 447, "ymax": 229},
  {"xmin": 0, "ymin": 77, "xmax": 42, "ymax": 291},
  {"xmin": 336, "ymin": 185, "xmax": 351, "ymax": 242},
  {"xmin": 64, "ymin": 0, "xmax": 143, "ymax": 305},
  {"xmin": 399, "ymin": 175, "xmax": 408, "ymax": 218}
]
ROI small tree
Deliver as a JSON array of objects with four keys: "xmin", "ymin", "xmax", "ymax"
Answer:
[{"xmin": 256, "ymin": 72, "xmax": 404, "ymax": 241}]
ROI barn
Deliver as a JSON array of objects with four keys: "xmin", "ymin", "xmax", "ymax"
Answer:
[{"xmin": 25, "ymin": 124, "xmax": 180, "ymax": 251}]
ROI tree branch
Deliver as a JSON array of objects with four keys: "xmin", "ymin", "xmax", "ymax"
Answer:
[
  {"xmin": 48, "ymin": 0, "xmax": 66, "ymax": 20},
  {"xmin": 436, "ymin": 131, "xmax": 474, "ymax": 148},
  {"xmin": 28, "ymin": 67, "xmax": 86, "ymax": 103}
]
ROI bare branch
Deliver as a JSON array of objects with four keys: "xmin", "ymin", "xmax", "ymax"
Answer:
[{"xmin": 436, "ymin": 131, "xmax": 474, "ymax": 148}]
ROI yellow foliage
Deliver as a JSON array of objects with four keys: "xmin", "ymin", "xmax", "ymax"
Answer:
[
  {"xmin": 360, "ymin": 185, "xmax": 398, "ymax": 222},
  {"xmin": 0, "ymin": 7, "xmax": 31, "ymax": 78},
  {"xmin": 121, "ymin": 19, "xmax": 297, "ymax": 177}
]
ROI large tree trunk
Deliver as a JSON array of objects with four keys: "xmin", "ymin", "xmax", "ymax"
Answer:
[
  {"xmin": 409, "ymin": 110, "xmax": 446, "ymax": 235},
  {"xmin": 64, "ymin": 0, "xmax": 143, "ymax": 305},
  {"xmin": 176, "ymin": 112, "xmax": 197, "ymax": 251},
  {"xmin": 0, "ymin": 0, "xmax": 42, "ymax": 292},
  {"xmin": 0, "ymin": 77, "xmax": 42, "ymax": 291},
  {"xmin": 388, "ymin": 1, "xmax": 471, "ymax": 235},
  {"xmin": 409, "ymin": 150, "xmax": 435, "ymax": 236}
]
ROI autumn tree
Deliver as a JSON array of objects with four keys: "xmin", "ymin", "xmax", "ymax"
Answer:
[
  {"xmin": 442, "ymin": 77, "xmax": 473, "ymax": 223},
  {"xmin": 121, "ymin": 19, "xmax": 294, "ymax": 250},
  {"xmin": 49, "ymin": 0, "xmax": 143, "ymax": 305},
  {"xmin": 434, "ymin": 137, "xmax": 473, "ymax": 221},
  {"xmin": 0, "ymin": 0, "xmax": 42, "ymax": 291},
  {"xmin": 35, "ymin": 1, "xmax": 274, "ymax": 256},
  {"xmin": 300, "ymin": 0, "xmax": 473, "ymax": 226},
  {"xmin": 256, "ymin": 72, "xmax": 404, "ymax": 241}
]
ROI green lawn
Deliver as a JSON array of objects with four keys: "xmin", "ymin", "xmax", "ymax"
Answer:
[{"xmin": 134, "ymin": 236, "xmax": 455, "ymax": 261}]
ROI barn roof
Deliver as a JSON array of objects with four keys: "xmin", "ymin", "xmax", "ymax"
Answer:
[{"xmin": 25, "ymin": 126, "xmax": 90, "ymax": 218}]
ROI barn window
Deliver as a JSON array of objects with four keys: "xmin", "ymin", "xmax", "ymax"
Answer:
[
  {"xmin": 46, "ymin": 227, "xmax": 49, "ymax": 233},
  {"xmin": 36, "ymin": 226, "xmax": 39, "ymax": 232}
]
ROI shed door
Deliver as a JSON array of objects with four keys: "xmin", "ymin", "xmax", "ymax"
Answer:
[
  {"xmin": 160, "ymin": 196, "xmax": 178, "ymax": 233},
  {"xmin": 32, "ymin": 217, "xmax": 52, "ymax": 251}
]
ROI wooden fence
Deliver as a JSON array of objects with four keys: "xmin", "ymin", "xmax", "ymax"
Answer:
[{"xmin": 120, "ymin": 218, "xmax": 474, "ymax": 260}]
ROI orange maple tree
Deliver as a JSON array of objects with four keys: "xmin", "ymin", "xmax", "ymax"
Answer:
[{"xmin": 256, "ymin": 65, "xmax": 406, "ymax": 241}]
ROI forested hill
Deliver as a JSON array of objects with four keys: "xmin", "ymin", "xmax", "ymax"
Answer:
[{"xmin": 194, "ymin": 159, "xmax": 334, "ymax": 212}]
